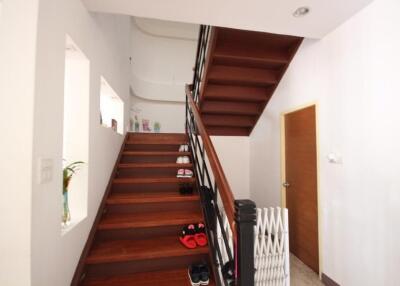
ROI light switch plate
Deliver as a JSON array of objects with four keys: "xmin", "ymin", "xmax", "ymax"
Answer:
[
  {"xmin": 327, "ymin": 153, "xmax": 343, "ymax": 164},
  {"xmin": 38, "ymin": 158, "xmax": 54, "ymax": 184}
]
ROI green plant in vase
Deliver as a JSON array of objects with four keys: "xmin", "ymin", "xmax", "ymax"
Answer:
[{"xmin": 62, "ymin": 161, "xmax": 84, "ymax": 225}]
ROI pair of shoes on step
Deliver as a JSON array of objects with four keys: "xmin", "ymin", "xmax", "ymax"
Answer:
[
  {"xmin": 176, "ymin": 156, "xmax": 190, "ymax": 164},
  {"xmin": 177, "ymin": 169, "xmax": 193, "ymax": 178},
  {"xmin": 188, "ymin": 263, "xmax": 210, "ymax": 286},
  {"xmin": 179, "ymin": 223, "xmax": 207, "ymax": 249},
  {"xmin": 179, "ymin": 144, "xmax": 189, "ymax": 152},
  {"xmin": 179, "ymin": 183, "xmax": 194, "ymax": 195}
]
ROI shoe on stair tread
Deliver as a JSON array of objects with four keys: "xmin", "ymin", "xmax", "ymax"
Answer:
[
  {"xmin": 176, "ymin": 156, "xmax": 190, "ymax": 164},
  {"xmin": 179, "ymin": 183, "xmax": 194, "ymax": 195},
  {"xmin": 188, "ymin": 263, "xmax": 210, "ymax": 286},
  {"xmin": 179, "ymin": 144, "xmax": 189, "ymax": 152},
  {"xmin": 176, "ymin": 169, "xmax": 193, "ymax": 178}
]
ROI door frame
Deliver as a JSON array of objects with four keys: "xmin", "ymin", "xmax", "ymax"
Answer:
[{"xmin": 280, "ymin": 102, "xmax": 323, "ymax": 277}]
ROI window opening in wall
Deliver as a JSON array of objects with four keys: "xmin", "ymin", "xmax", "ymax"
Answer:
[
  {"xmin": 62, "ymin": 35, "xmax": 90, "ymax": 234},
  {"xmin": 100, "ymin": 77, "xmax": 124, "ymax": 134}
]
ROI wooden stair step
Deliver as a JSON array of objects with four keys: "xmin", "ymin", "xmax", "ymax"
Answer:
[
  {"xmin": 201, "ymin": 101, "xmax": 260, "ymax": 116},
  {"xmin": 118, "ymin": 163, "xmax": 192, "ymax": 169},
  {"xmin": 86, "ymin": 236, "xmax": 209, "ymax": 264},
  {"xmin": 206, "ymin": 126, "xmax": 251, "ymax": 136},
  {"xmin": 217, "ymin": 27, "xmax": 301, "ymax": 49},
  {"xmin": 82, "ymin": 268, "xmax": 215, "ymax": 286},
  {"xmin": 204, "ymin": 84, "xmax": 271, "ymax": 102},
  {"xmin": 208, "ymin": 65, "xmax": 278, "ymax": 87},
  {"xmin": 107, "ymin": 192, "xmax": 199, "ymax": 205},
  {"xmin": 202, "ymin": 114, "xmax": 256, "ymax": 127},
  {"xmin": 116, "ymin": 163, "xmax": 194, "ymax": 178},
  {"xmin": 122, "ymin": 151, "xmax": 190, "ymax": 156},
  {"xmin": 127, "ymin": 133, "xmax": 188, "ymax": 142},
  {"xmin": 113, "ymin": 177, "xmax": 196, "ymax": 185},
  {"xmin": 121, "ymin": 151, "xmax": 192, "ymax": 164},
  {"xmin": 213, "ymin": 46, "xmax": 289, "ymax": 69},
  {"xmin": 126, "ymin": 140, "xmax": 188, "ymax": 145},
  {"xmin": 98, "ymin": 209, "xmax": 203, "ymax": 230}
]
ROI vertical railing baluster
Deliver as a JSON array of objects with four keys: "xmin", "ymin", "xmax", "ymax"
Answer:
[{"xmin": 201, "ymin": 144, "xmax": 206, "ymax": 184}]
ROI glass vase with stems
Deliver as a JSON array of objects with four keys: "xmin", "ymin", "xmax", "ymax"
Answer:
[{"xmin": 62, "ymin": 161, "xmax": 84, "ymax": 226}]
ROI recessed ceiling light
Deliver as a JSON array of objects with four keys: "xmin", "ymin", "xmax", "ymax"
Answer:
[{"xmin": 293, "ymin": 6, "xmax": 310, "ymax": 17}]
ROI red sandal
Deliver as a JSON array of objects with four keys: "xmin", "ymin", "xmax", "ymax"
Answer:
[
  {"xmin": 194, "ymin": 223, "xmax": 208, "ymax": 247},
  {"xmin": 179, "ymin": 224, "xmax": 197, "ymax": 249}
]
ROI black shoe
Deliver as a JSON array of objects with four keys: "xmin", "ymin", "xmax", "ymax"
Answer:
[
  {"xmin": 188, "ymin": 265, "xmax": 201, "ymax": 286},
  {"xmin": 222, "ymin": 260, "xmax": 235, "ymax": 286},
  {"xmin": 198, "ymin": 263, "xmax": 210, "ymax": 285},
  {"xmin": 179, "ymin": 183, "xmax": 194, "ymax": 195}
]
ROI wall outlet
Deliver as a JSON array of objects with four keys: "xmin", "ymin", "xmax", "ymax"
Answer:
[{"xmin": 38, "ymin": 158, "xmax": 54, "ymax": 184}]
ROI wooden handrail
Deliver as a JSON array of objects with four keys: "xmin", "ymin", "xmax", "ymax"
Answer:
[{"xmin": 186, "ymin": 84, "xmax": 236, "ymax": 235}]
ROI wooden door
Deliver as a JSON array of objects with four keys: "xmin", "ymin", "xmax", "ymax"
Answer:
[{"xmin": 284, "ymin": 105, "xmax": 319, "ymax": 273}]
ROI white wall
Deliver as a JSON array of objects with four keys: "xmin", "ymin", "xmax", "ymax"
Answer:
[
  {"xmin": 129, "ymin": 17, "xmax": 197, "ymax": 133},
  {"xmin": 212, "ymin": 137, "xmax": 250, "ymax": 199},
  {"xmin": 130, "ymin": 94, "xmax": 185, "ymax": 133},
  {"xmin": 130, "ymin": 17, "xmax": 198, "ymax": 102},
  {"xmin": 250, "ymin": 0, "xmax": 400, "ymax": 284},
  {"xmin": 0, "ymin": 0, "xmax": 39, "ymax": 285},
  {"xmin": 29, "ymin": 1, "xmax": 131, "ymax": 285}
]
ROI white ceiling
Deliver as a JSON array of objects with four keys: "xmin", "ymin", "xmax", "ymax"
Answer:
[
  {"xmin": 134, "ymin": 18, "xmax": 198, "ymax": 40},
  {"xmin": 82, "ymin": 0, "xmax": 374, "ymax": 39}
]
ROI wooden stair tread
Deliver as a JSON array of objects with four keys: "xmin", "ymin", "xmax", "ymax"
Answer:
[
  {"xmin": 204, "ymin": 84, "xmax": 271, "ymax": 102},
  {"xmin": 202, "ymin": 114, "xmax": 256, "ymax": 127},
  {"xmin": 213, "ymin": 46, "xmax": 289, "ymax": 69},
  {"xmin": 86, "ymin": 236, "xmax": 209, "ymax": 264},
  {"xmin": 113, "ymin": 177, "xmax": 196, "ymax": 184},
  {"xmin": 107, "ymin": 192, "xmax": 199, "ymax": 205},
  {"xmin": 122, "ymin": 151, "xmax": 191, "ymax": 156},
  {"xmin": 126, "ymin": 140, "xmax": 188, "ymax": 145},
  {"xmin": 216, "ymin": 27, "xmax": 300, "ymax": 48},
  {"xmin": 98, "ymin": 209, "xmax": 203, "ymax": 230},
  {"xmin": 118, "ymin": 163, "xmax": 192, "ymax": 169},
  {"xmin": 201, "ymin": 101, "xmax": 260, "ymax": 116},
  {"xmin": 206, "ymin": 126, "xmax": 251, "ymax": 136},
  {"xmin": 208, "ymin": 65, "xmax": 278, "ymax": 86},
  {"xmin": 82, "ymin": 268, "xmax": 215, "ymax": 286},
  {"xmin": 127, "ymin": 133, "xmax": 187, "ymax": 140}
]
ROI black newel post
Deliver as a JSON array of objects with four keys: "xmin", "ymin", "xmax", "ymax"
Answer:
[{"xmin": 235, "ymin": 200, "xmax": 257, "ymax": 286}]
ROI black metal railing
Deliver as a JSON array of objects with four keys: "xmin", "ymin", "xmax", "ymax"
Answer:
[
  {"xmin": 191, "ymin": 25, "xmax": 211, "ymax": 104},
  {"xmin": 184, "ymin": 25, "xmax": 257, "ymax": 286}
]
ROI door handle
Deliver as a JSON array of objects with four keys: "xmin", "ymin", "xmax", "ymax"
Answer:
[{"xmin": 282, "ymin": 182, "xmax": 290, "ymax": 188}]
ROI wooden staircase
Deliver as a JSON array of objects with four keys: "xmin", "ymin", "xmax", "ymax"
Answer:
[
  {"xmin": 199, "ymin": 27, "xmax": 303, "ymax": 136},
  {"xmin": 76, "ymin": 133, "xmax": 214, "ymax": 286}
]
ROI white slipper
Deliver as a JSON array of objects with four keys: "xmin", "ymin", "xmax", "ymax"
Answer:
[{"xmin": 176, "ymin": 156, "xmax": 184, "ymax": 164}]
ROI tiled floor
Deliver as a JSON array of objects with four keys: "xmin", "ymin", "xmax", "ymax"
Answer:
[{"xmin": 290, "ymin": 254, "xmax": 324, "ymax": 286}]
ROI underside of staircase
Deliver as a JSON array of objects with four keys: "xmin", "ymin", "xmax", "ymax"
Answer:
[
  {"xmin": 200, "ymin": 27, "xmax": 303, "ymax": 136},
  {"xmin": 76, "ymin": 133, "xmax": 214, "ymax": 286}
]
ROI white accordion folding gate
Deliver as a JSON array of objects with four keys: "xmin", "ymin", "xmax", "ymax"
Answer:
[{"xmin": 254, "ymin": 207, "xmax": 290, "ymax": 286}]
